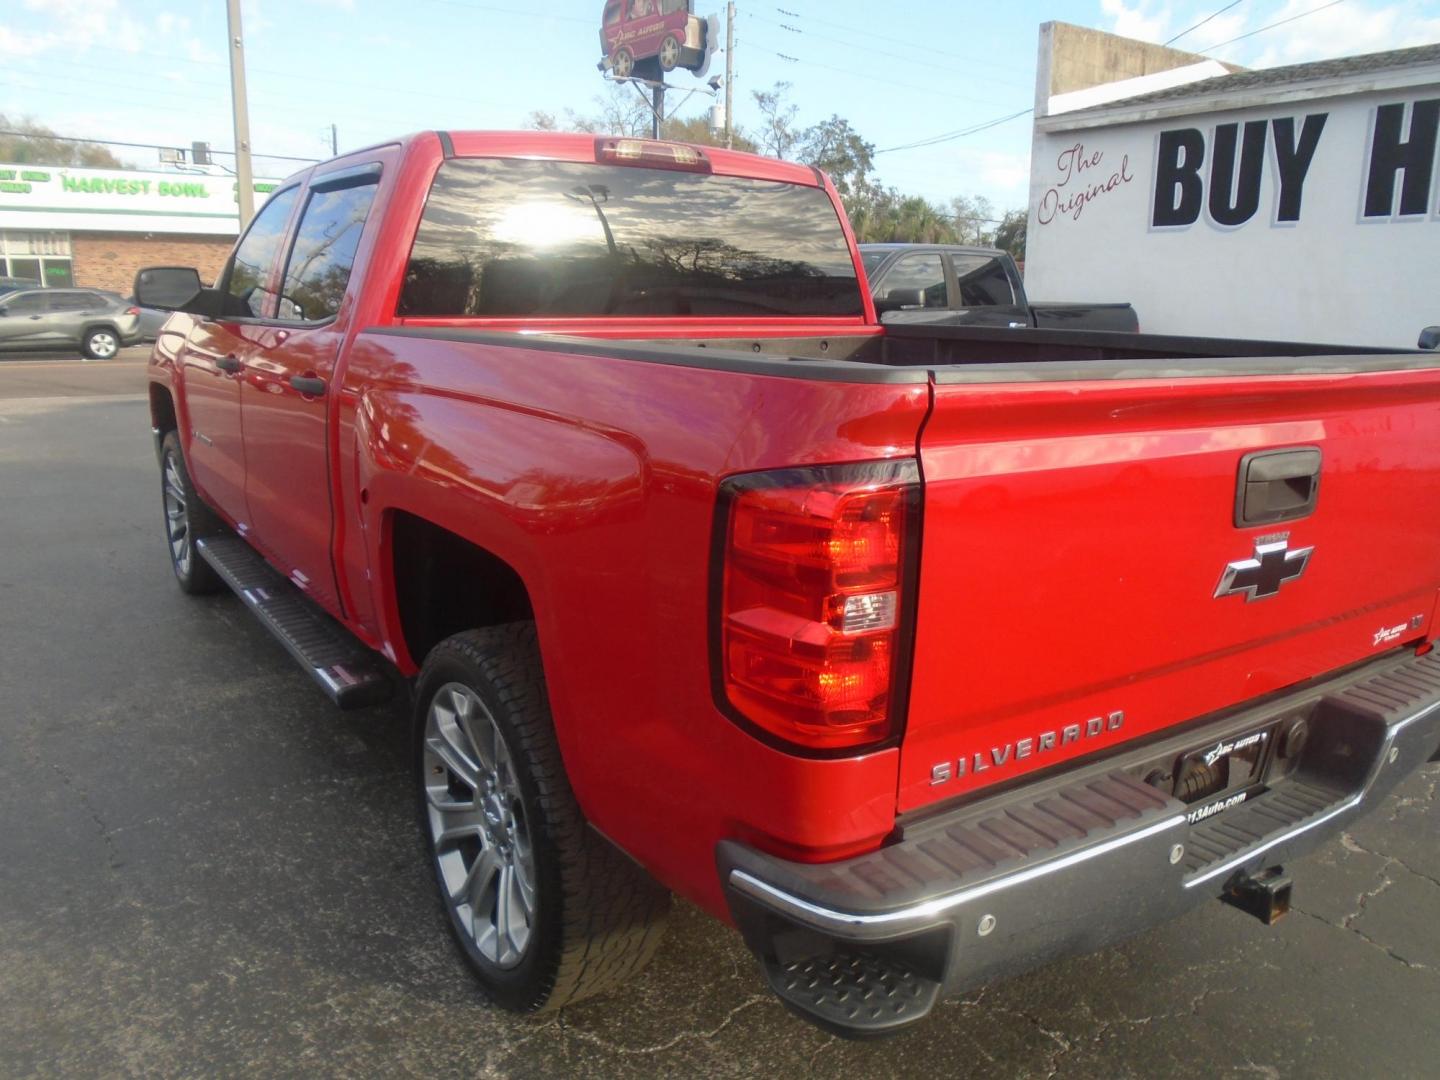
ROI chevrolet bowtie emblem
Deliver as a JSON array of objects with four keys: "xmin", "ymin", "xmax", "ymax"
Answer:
[{"xmin": 1215, "ymin": 534, "xmax": 1313, "ymax": 602}]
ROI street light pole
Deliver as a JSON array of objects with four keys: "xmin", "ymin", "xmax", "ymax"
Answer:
[{"xmin": 226, "ymin": 0, "xmax": 255, "ymax": 227}]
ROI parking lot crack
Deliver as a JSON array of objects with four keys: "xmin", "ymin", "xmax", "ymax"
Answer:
[
  {"xmin": 556, "ymin": 994, "xmax": 771, "ymax": 1055},
  {"xmin": 50, "ymin": 762, "xmax": 121, "ymax": 869},
  {"xmin": 1341, "ymin": 832, "xmax": 1440, "ymax": 892},
  {"xmin": 1291, "ymin": 905, "xmax": 1433, "ymax": 973}
]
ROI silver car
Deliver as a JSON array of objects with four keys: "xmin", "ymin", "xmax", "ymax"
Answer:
[{"xmin": 0, "ymin": 288, "xmax": 142, "ymax": 360}]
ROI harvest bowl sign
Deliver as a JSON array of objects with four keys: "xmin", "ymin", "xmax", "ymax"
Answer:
[{"xmin": 0, "ymin": 164, "xmax": 282, "ymax": 236}]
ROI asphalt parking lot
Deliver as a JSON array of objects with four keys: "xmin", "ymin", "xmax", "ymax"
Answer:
[{"xmin": 1, "ymin": 356, "xmax": 1437, "ymax": 1079}]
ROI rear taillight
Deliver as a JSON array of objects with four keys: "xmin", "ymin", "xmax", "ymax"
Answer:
[{"xmin": 712, "ymin": 461, "xmax": 920, "ymax": 756}]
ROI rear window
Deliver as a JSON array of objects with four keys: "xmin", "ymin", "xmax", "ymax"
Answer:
[{"xmin": 398, "ymin": 158, "xmax": 863, "ymax": 319}]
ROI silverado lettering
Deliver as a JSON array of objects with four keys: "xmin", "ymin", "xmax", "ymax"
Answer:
[
  {"xmin": 137, "ymin": 130, "xmax": 1440, "ymax": 1038},
  {"xmin": 930, "ymin": 711, "xmax": 1126, "ymax": 785}
]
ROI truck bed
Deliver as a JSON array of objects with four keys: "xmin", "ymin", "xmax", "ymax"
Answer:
[{"xmin": 381, "ymin": 320, "xmax": 1424, "ymax": 380}]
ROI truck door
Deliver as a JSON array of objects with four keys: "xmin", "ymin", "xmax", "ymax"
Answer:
[
  {"xmin": 874, "ymin": 252, "xmax": 951, "ymax": 320},
  {"xmin": 239, "ymin": 165, "xmax": 382, "ymax": 618},
  {"xmin": 946, "ymin": 251, "xmax": 1030, "ymax": 327},
  {"xmin": 176, "ymin": 187, "xmax": 299, "ymax": 525}
]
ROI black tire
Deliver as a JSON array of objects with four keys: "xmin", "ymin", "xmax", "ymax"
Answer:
[
  {"xmin": 82, "ymin": 325, "xmax": 120, "ymax": 360},
  {"xmin": 415, "ymin": 624, "xmax": 670, "ymax": 1012},
  {"xmin": 159, "ymin": 430, "xmax": 224, "ymax": 595}
]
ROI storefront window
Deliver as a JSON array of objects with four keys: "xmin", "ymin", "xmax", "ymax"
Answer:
[{"xmin": 1, "ymin": 230, "xmax": 71, "ymax": 286}]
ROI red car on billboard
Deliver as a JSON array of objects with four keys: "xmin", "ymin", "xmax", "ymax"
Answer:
[{"xmin": 600, "ymin": 0, "xmax": 710, "ymax": 78}]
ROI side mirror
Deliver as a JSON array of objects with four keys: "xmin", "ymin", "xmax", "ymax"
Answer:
[
  {"xmin": 874, "ymin": 287, "xmax": 926, "ymax": 314},
  {"xmin": 1419, "ymin": 326, "xmax": 1440, "ymax": 350},
  {"xmin": 134, "ymin": 266, "xmax": 222, "ymax": 317}
]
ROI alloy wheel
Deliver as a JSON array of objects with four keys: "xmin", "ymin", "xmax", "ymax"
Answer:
[
  {"xmin": 423, "ymin": 682, "xmax": 538, "ymax": 968},
  {"xmin": 88, "ymin": 332, "xmax": 118, "ymax": 359},
  {"xmin": 162, "ymin": 453, "xmax": 191, "ymax": 575}
]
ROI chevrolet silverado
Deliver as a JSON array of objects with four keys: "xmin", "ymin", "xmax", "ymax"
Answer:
[{"xmin": 136, "ymin": 131, "xmax": 1440, "ymax": 1037}]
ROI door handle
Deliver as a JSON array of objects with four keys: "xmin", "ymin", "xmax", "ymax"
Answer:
[
  {"xmin": 28, "ymin": 315, "xmax": 43, "ymax": 321},
  {"xmin": 1235, "ymin": 448, "xmax": 1321, "ymax": 527},
  {"xmin": 290, "ymin": 374, "xmax": 326, "ymax": 396},
  {"xmin": 215, "ymin": 355, "xmax": 243, "ymax": 373}
]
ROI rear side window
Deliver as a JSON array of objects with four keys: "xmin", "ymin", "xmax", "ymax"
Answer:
[
  {"xmin": 225, "ymin": 187, "xmax": 299, "ymax": 318},
  {"xmin": 950, "ymin": 254, "xmax": 1015, "ymax": 307},
  {"xmin": 880, "ymin": 254, "xmax": 948, "ymax": 308},
  {"xmin": 277, "ymin": 181, "xmax": 379, "ymax": 323},
  {"xmin": 49, "ymin": 292, "xmax": 100, "ymax": 312},
  {"xmin": 398, "ymin": 158, "xmax": 863, "ymax": 319}
]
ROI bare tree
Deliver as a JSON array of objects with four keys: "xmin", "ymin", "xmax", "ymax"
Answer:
[
  {"xmin": 751, "ymin": 82, "xmax": 800, "ymax": 160},
  {"xmin": 0, "ymin": 114, "xmax": 125, "ymax": 167}
]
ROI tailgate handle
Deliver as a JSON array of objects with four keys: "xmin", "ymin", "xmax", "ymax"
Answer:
[{"xmin": 1235, "ymin": 448, "xmax": 1321, "ymax": 527}]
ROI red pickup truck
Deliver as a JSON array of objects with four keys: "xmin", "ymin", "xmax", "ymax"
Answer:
[{"xmin": 136, "ymin": 131, "xmax": 1440, "ymax": 1037}]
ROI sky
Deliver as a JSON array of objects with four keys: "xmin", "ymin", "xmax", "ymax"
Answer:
[{"xmin": 2, "ymin": 0, "xmax": 1440, "ymax": 216}]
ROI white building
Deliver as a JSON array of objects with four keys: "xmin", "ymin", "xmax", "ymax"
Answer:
[{"xmin": 1023, "ymin": 27, "xmax": 1440, "ymax": 349}]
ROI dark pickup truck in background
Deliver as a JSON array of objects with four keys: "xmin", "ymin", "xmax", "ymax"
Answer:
[{"xmin": 861, "ymin": 242, "xmax": 1139, "ymax": 332}]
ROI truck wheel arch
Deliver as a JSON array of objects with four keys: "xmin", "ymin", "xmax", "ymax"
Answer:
[
  {"xmin": 387, "ymin": 510, "xmax": 537, "ymax": 673},
  {"xmin": 150, "ymin": 383, "xmax": 178, "ymax": 435}
]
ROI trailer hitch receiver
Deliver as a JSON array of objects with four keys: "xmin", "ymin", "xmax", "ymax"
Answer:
[{"xmin": 1222, "ymin": 867, "xmax": 1292, "ymax": 925}]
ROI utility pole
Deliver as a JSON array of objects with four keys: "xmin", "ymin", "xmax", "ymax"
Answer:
[
  {"xmin": 651, "ymin": 84, "xmax": 664, "ymax": 140},
  {"xmin": 330, "ymin": 123, "xmax": 338, "ymax": 157},
  {"xmin": 225, "ymin": 0, "xmax": 255, "ymax": 226},
  {"xmin": 724, "ymin": 1, "xmax": 735, "ymax": 149}
]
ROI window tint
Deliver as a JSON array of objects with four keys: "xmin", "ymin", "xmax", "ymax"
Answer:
[
  {"xmin": 881, "ymin": 254, "xmax": 948, "ymax": 309},
  {"xmin": 399, "ymin": 158, "xmax": 863, "ymax": 319},
  {"xmin": 49, "ymin": 292, "xmax": 97, "ymax": 312},
  {"xmin": 950, "ymin": 254, "xmax": 1015, "ymax": 307},
  {"xmin": 225, "ymin": 187, "xmax": 299, "ymax": 318},
  {"xmin": 604, "ymin": 1, "xmax": 622, "ymax": 24},
  {"xmin": 277, "ymin": 181, "xmax": 378, "ymax": 323},
  {"xmin": 3, "ymin": 292, "xmax": 45, "ymax": 315},
  {"xmin": 860, "ymin": 249, "xmax": 887, "ymax": 276}
]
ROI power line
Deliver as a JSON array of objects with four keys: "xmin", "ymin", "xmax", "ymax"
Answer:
[
  {"xmin": 875, "ymin": 108, "xmax": 1034, "ymax": 154},
  {"xmin": 750, "ymin": 42, "xmax": 1016, "ymax": 108},
  {"xmin": 1165, "ymin": 0, "xmax": 1249, "ymax": 47},
  {"xmin": 747, "ymin": 12, "xmax": 1031, "ymax": 90},
  {"xmin": 769, "ymin": 4, "xmax": 1018, "ymax": 74},
  {"xmin": 1206, "ymin": 0, "xmax": 1347, "ymax": 52},
  {"xmin": 0, "ymin": 129, "xmax": 318, "ymax": 163}
]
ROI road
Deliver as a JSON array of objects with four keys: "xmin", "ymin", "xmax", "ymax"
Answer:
[{"xmin": 0, "ymin": 357, "xmax": 1436, "ymax": 1079}]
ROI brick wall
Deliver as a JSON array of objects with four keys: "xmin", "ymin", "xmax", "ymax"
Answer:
[{"xmin": 70, "ymin": 232, "xmax": 232, "ymax": 295}]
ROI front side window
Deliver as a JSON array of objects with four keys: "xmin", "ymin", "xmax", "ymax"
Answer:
[
  {"xmin": 398, "ymin": 158, "xmax": 863, "ymax": 319},
  {"xmin": 277, "ymin": 181, "xmax": 379, "ymax": 323},
  {"xmin": 225, "ymin": 187, "xmax": 299, "ymax": 318},
  {"xmin": 882, "ymin": 254, "xmax": 948, "ymax": 309},
  {"xmin": 950, "ymin": 254, "xmax": 1015, "ymax": 307},
  {"xmin": 3, "ymin": 292, "xmax": 45, "ymax": 315}
]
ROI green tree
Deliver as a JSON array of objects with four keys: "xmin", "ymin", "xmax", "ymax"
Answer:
[
  {"xmin": 993, "ymin": 208, "xmax": 1027, "ymax": 262},
  {"xmin": 0, "ymin": 115, "xmax": 125, "ymax": 167},
  {"xmin": 526, "ymin": 88, "xmax": 759, "ymax": 152},
  {"xmin": 800, "ymin": 115, "xmax": 875, "ymax": 204}
]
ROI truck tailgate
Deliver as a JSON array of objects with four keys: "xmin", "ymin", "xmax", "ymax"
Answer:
[{"xmin": 902, "ymin": 366, "xmax": 1440, "ymax": 813}]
